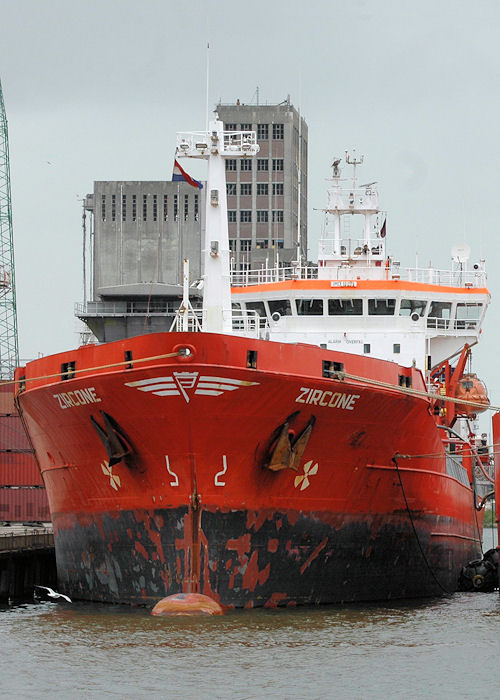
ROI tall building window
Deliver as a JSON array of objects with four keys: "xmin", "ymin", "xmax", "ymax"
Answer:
[
  {"xmin": 226, "ymin": 159, "xmax": 237, "ymax": 171},
  {"xmin": 122, "ymin": 194, "xmax": 126, "ymax": 221},
  {"xmin": 257, "ymin": 183, "xmax": 269, "ymax": 195},
  {"xmin": 272, "ymin": 210, "xmax": 284, "ymax": 222},
  {"xmin": 273, "ymin": 239, "xmax": 284, "ymax": 249},
  {"xmin": 240, "ymin": 183, "xmax": 252, "ymax": 196},
  {"xmin": 257, "ymin": 124, "xmax": 269, "ymax": 139},
  {"xmin": 257, "ymin": 210, "xmax": 268, "ymax": 223},
  {"xmin": 142, "ymin": 194, "xmax": 147, "ymax": 221},
  {"xmin": 174, "ymin": 194, "xmax": 178, "ymax": 221},
  {"xmin": 101, "ymin": 194, "xmax": 106, "ymax": 221},
  {"xmin": 272, "ymin": 183, "xmax": 284, "ymax": 196},
  {"xmin": 240, "ymin": 239, "xmax": 252, "ymax": 251},
  {"xmin": 227, "ymin": 183, "xmax": 236, "ymax": 196},
  {"xmin": 184, "ymin": 194, "xmax": 189, "ymax": 221},
  {"xmin": 240, "ymin": 122, "xmax": 252, "ymax": 130},
  {"xmin": 241, "ymin": 159, "xmax": 252, "ymax": 171},
  {"xmin": 153, "ymin": 194, "xmax": 158, "ymax": 222},
  {"xmin": 226, "ymin": 123, "xmax": 237, "ymax": 131},
  {"xmin": 229, "ymin": 239, "xmax": 237, "ymax": 251},
  {"xmin": 272, "ymin": 159, "xmax": 284, "ymax": 171},
  {"xmin": 228, "ymin": 210, "xmax": 237, "ymax": 223},
  {"xmin": 273, "ymin": 123, "xmax": 284, "ymax": 139},
  {"xmin": 194, "ymin": 194, "xmax": 199, "ymax": 221},
  {"xmin": 163, "ymin": 194, "xmax": 168, "ymax": 221},
  {"xmin": 240, "ymin": 210, "xmax": 252, "ymax": 222},
  {"xmin": 111, "ymin": 194, "xmax": 116, "ymax": 221},
  {"xmin": 257, "ymin": 159, "xmax": 269, "ymax": 171},
  {"xmin": 256, "ymin": 239, "xmax": 269, "ymax": 249},
  {"xmin": 132, "ymin": 194, "xmax": 136, "ymax": 221}
]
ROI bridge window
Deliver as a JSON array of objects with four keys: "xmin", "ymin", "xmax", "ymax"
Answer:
[
  {"xmin": 296, "ymin": 299, "xmax": 324, "ymax": 315},
  {"xmin": 245, "ymin": 301, "xmax": 266, "ymax": 317},
  {"xmin": 455, "ymin": 303, "xmax": 483, "ymax": 329},
  {"xmin": 399, "ymin": 299, "xmax": 427, "ymax": 317},
  {"xmin": 427, "ymin": 301, "xmax": 451, "ymax": 329},
  {"xmin": 328, "ymin": 298, "xmax": 363, "ymax": 315},
  {"xmin": 368, "ymin": 299, "xmax": 396, "ymax": 315},
  {"xmin": 268, "ymin": 299, "xmax": 292, "ymax": 316}
]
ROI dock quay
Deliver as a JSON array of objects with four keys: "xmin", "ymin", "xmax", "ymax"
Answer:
[{"xmin": 0, "ymin": 524, "xmax": 56, "ymax": 601}]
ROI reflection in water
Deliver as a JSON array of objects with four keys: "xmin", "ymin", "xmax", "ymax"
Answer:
[{"xmin": 2, "ymin": 530, "xmax": 499, "ymax": 699}]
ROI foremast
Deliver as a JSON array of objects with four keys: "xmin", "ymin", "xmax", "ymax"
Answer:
[{"xmin": 176, "ymin": 117, "xmax": 259, "ymax": 332}]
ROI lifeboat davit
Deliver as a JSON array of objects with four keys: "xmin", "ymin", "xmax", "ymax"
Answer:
[{"xmin": 453, "ymin": 373, "xmax": 490, "ymax": 415}]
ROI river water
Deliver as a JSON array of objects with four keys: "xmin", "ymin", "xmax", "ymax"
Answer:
[{"xmin": 2, "ymin": 530, "xmax": 499, "ymax": 699}]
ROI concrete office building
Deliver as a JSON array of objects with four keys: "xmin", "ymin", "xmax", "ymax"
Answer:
[
  {"xmin": 78, "ymin": 180, "xmax": 205, "ymax": 341},
  {"xmin": 217, "ymin": 98, "xmax": 308, "ymax": 271},
  {"xmin": 76, "ymin": 99, "xmax": 308, "ymax": 342}
]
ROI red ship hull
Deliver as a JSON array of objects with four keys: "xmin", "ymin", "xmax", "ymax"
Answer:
[{"xmin": 16, "ymin": 332, "xmax": 482, "ymax": 606}]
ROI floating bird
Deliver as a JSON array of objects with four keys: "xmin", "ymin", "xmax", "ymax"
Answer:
[{"xmin": 34, "ymin": 585, "xmax": 72, "ymax": 603}]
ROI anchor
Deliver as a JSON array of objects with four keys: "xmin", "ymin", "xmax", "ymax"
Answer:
[
  {"xmin": 264, "ymin": 412, "xmax": 316, "ymax": 472},
  {"xmin": 90, "ymin": 410, "xmax": 132, "ymax": 466}
]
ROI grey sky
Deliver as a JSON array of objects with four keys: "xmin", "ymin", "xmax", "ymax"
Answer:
[{"xmin": 1, "ymin": 0, "xmax": 499, "ymax": 400}]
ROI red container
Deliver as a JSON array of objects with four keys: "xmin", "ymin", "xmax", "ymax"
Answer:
[
  {"xmin": 0, "ymin": 486, "xmax": 50, "ymax": 522},
  {"xmin": 0, "ymin": 382, "xmax": 16, "ymax": 414},
  {"xmin": 0, "ymin": 414, "xmax": 31, "ymax": 451},
  {"xmin": 0, "ymin": 451, "xmax": 42, "ymax": 486}
]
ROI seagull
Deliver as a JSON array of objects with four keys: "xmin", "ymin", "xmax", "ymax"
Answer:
[{"xmin": 34, "ymin": 585, "xmax": 72, "ymax": 603}]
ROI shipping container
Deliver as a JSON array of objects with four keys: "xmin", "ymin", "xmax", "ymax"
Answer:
[
  {"xmin": 0, "ymin": 486, "xmax": 50, "ymax": 522},
  {"xmin": 0, "ymin": 451, "xmax": 42, "ymax": 486},
  {"xmin": 0, "ymin": 414, "xmax": 31, "ymax": 451},
  {"xmin": 0, "ymin": 382, "xmax": 16, "ymax": 414}
]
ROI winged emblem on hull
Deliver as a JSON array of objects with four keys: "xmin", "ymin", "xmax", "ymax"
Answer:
[{"xmin": 125, "ymin": 372, "xmax": 259, "ymax": 403}]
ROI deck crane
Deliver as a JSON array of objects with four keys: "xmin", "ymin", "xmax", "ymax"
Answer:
[{"xmin": 0, "ymin": 77, "xmax": 19, "ymax": 379}]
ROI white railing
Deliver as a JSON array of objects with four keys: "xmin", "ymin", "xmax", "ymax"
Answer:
[
  {"xmin": 75, "ymin": 301, "xmax": 203, "ymax": 317},
  {"xmin": 230, "ymin": 264, "xmax": 487, "ymax": 288},
  {"xmin": 176, "ymin": 130, "xmax": 259, "ymax": 158},
  {"xmin": 318, "ymin": 238, "xmax": 384, "ymax": 258}
]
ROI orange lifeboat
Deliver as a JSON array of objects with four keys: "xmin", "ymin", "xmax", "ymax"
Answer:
[{"xmin": 453, "ymin": 373, "xmax": 490, "ymax": 415}]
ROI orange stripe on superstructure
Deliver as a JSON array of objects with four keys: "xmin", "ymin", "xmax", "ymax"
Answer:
[{"xmin": 231, "ymin": 279, "xmax": 490, "ymax": 295}]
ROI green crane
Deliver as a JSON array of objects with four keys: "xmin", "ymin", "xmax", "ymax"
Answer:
[{"xmin": 0, "ymin": 78, "xmax": 18, "ymax": 379}]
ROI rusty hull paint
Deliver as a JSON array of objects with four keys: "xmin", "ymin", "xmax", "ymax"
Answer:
[{"xmin": 51, "ymin": 505, "xmax": 478, "ymax": 606}]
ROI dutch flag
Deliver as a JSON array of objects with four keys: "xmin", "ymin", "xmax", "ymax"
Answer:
[{"xmin": 172, "ymin": 159, "xmax": 203, "ymax": 189}]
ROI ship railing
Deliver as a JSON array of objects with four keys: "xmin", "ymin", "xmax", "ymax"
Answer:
[
  {"xmin": 75, "ymin": 300, "xmax": 203, "ymax": 317},
  {"xmin": 230, "ymin": 264, "xmax": 487, "ymax": 288},
  {"xmin": 176, "ymin": 130, "xmax": 258, "ymax": 157},
  {"xmin": 231, "ymin": 309, "xmax": 267, "ymax": 337},
  {"xmin": 445, "ymin": 454, "xmax": 470, "ymax": 487},
  {"xmin": 318, "ymin": 238, "xmax": 384, "ymax": 258},
  {"xmin": 427, "ymin": 317, "xmax": 482, "ymax": 331},
  {"xmin": 167, "ymin": 307, "xmax": 265, "ymax": 337}
]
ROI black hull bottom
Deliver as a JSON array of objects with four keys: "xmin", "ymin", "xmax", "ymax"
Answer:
[{"xmin": 53, "ymin": 507, "xmax": 481, "ymax": 607}]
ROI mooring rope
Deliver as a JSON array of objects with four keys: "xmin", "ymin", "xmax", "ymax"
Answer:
[
  {"xmin": 4, "ymin": 350, "xmax": 184, "ymax": 388},
  {"xmin": 392, "ymin": 455, "xmax": 454, "ymax": 595}
]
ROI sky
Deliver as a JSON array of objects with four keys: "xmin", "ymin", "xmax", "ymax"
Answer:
[{"xmin": 1, "ymin": 0, "xmax": 500, "ymax": 402}]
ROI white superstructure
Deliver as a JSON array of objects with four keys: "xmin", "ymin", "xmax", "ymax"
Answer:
[{"xmin": 230, "ymin": 154, "xmax": 489, "ymax": 374}]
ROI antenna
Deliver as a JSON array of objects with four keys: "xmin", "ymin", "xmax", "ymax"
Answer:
[
  {"xmin": 205, "ymin": 42, "xmax": 210, "ymax": 131},
  {"xmin": 345, "ymin": 150, "xmax": 364, "ymax": 187}
]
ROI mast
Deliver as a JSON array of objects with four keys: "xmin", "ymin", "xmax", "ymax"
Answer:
[
  {"xmin": 176, "ymin": 116, "xmax": 259, "ymax": 333},
  {"xmin": 0, "ymin": 78, "xmax": 18, "ymax": 378}
]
